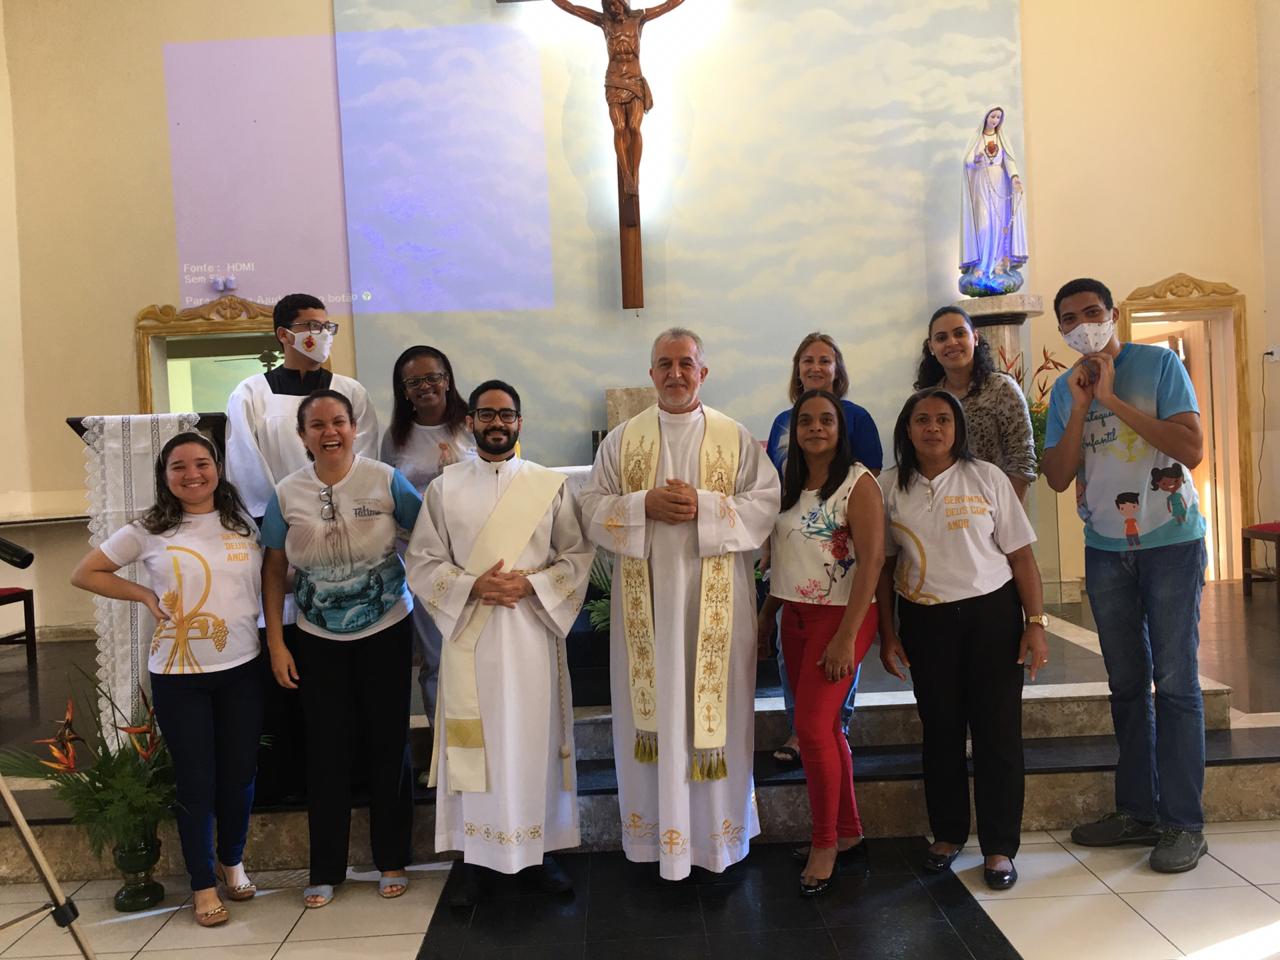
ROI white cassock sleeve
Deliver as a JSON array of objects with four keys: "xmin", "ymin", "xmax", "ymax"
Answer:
[
  {"xmin": 695, "ymin": 427, "xmax": 780, "ymax": 558},
  {"xmin": 223, "ymin": 380, "xmax": 276, "ymax": 519},
  {"xmin": 403, "ymin": 480, "xmax": 478, "ymax": 642},
  {"xmin": 577, "ymin": 426, "xmax": 650, "ymax": 559},
  {"xmin": 524, "ymin": 487, "xmax": 594, "ymax": 638},
  {"xmin": 346, "ymin": 380, "xmax": 380, "ymax": 462}
]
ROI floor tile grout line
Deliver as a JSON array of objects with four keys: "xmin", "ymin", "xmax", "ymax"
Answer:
[{"xmin": 1108, "ymin": 887, "xmax": 1192, "ymax": 957}]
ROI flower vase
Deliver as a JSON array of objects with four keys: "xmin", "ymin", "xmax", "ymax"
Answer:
[{"xmin": 112, "ymin": 835, "xmax": 164, "ymax": 912}]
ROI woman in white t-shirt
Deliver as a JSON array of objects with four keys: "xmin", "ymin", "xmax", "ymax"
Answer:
[
  {"xmin": 379, "ymin": 346, "xmax": 475, "ymax": 755},
  {"xmin": 261, "ymin": 389, "xmax": 423, "ymax": 909},
  {"xmin": 875, "ymin": 389, "xmax": 1048, "ymax": 891},
  {"xmin": 71, "ymin": 432, "xmax": 263, "ymax": 928},
  {"xmin": 759, "ymin": 390, "xmax": 884, "ymax": 897}
]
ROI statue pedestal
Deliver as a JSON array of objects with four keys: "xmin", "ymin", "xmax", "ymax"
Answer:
[{"xmin": 957, "ymin": 293, "xmax": 1044, "ymax": 387}]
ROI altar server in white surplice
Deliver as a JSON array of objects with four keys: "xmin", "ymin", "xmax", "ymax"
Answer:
[
  {"xmin": 578, "ymin": 329, "xmax": 781, "ymax": 881},
  {"xmin": 406, "ymin": 379, "xmax": 593, "ymax": 905}
]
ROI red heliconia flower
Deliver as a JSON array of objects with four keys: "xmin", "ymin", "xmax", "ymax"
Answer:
[
  {"xmin": 34, "ymin": 698, "xmax": 85, "ymax": 771},
  {"xmin": 117, "ymin": 686, "xmax": 162, "ymax": 762}
]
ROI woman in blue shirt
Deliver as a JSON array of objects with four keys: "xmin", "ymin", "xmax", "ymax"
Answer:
[{"xmin": 761, "ymin": 333, "xmax": 882, "ymax": 765}]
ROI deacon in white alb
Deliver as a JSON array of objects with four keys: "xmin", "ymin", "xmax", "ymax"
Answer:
[
  {"xmin": 578, "ymin": 328, "xmax": 781, "ymax": 880},
  {"xmin": 406, "ymin": 379, "xmax": 593, "ymax": 905}
]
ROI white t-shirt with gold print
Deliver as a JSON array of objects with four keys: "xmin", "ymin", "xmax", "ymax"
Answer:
[
  {"xmin": 100, "ymin": 513, "xmax": 263, "ymax": 675},
  {"xmin": 879, "ymin": 458, "xmax": 1034, "ymax": 605}
]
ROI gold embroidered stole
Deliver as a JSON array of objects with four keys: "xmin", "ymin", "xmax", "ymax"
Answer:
[
  {"xmin": 619, "ymin": 405, "xmax": 739, "ymax": 780},
  {"xmin": 430, "ymin": 463, "xmax": 566, "ymax": 793}
]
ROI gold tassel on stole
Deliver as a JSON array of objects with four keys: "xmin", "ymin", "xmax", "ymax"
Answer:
[
  {"xmin": 634, "ymin": 730, "xmax": 658, "ymax": 763},
  {"xmin": 689, "ymin": 748, "xmax": 727, "ymax": 782}
]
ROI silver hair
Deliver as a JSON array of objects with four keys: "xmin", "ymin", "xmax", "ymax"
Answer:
[{"xmin": 650, "ymin": 327, "xmax": 705, "ymax": 367}]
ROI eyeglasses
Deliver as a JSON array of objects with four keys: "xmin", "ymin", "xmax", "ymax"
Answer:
[
  {"xmin": 319, "ymin": 485, "xmax": 335, "ymax": 521},
  {"xmin": 403, "ymin": 373, "xmax": 447, "ymax": 389},
  {"xmin": 471, "ymin": 407, "xmax": 519, "ymax": 424},
  {"xmin": 290, "ymin": 319, "xmax": 340, "ymax": 335}
]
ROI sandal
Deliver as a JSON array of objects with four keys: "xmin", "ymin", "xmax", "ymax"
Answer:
[
  {"xmin": 303, "ymin": 884, "xmax": 334, "ymax": 908},
  {"xmin": 215, "ymin": 862, "xmax": 257, "ymax": 902},
  {"xmin": 772, "ymin": 745, "xmax": 801, "ymax": 766},
  {"xmin": 379, "ymin": 872, "xmax": 409, "ymax": 899},
  {"xmin": 193, "ymin": 901, "xmax": 229, "ymax": 928}
]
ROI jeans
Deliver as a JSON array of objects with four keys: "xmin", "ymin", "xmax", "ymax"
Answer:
[
  {"xmin": 410, "ymin": 598, "xmax": 442, "ymax": 717},
  {"xmin": 779, "ymin": 610, "xmax": 859, "ymax": 735},
  {"xmin": 150, "ymin": 657, "xmax": 265, "ymax": 891},
  {"xmin": 1085, "ymin": 538, "xmax": 1207, "ymax": 831}
]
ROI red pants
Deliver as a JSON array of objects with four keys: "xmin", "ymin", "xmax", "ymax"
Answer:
[{"xmin": 781, "ymin": 600, "xmax": 876, "ymax": 847}]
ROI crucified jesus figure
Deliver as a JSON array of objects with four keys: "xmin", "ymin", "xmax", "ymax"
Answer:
[{"xmin": 549, "ymin": 0, "xmax": 686, "ymax": 197}]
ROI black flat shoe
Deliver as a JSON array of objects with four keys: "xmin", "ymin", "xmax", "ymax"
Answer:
[
  {"xmin": 791, "ymin": 841, "xmax": 869, "ymax": 865},
  {"xmin": 447, "ymin": 862, "xmax": 481, "ymax": 908},
  {"xmin": 799, "ymin": 871, "xmax": 835, "ymax": 897},
  {"xmin": 531, "ymin": 855, "xmax": 573, "ymax": 895},
  {"xmin": 983, "ymin": 862, "xmax": 1017, "ymax": 890},
  {"xmin": 922, "ymin": 847, "xmax": 963, "ymax": 873}
]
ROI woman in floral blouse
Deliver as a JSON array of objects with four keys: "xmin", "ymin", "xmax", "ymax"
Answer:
[
  {"xmin": 757, "ymin": 389, "xmax": 884, "ymax": 897},
  {"xmin": 915, "ymin": 306, "xmax": 1036, "ymax": 500}
]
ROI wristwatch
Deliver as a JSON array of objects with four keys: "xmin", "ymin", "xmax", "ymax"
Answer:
[{"xmin": 1026, "ymin": 614, "xmax": 1050, "ymax": 628}]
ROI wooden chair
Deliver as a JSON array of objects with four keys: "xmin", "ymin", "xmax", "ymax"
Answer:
[
  {"xmin": 0, "ymin": 587, "xmax": 36, "ymax": 668},
  {"xmin": 1242, "ymin": 523, "xmax": 1280, "ymax": 600}
]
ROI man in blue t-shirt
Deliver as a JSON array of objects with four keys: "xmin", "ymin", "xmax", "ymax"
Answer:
[{"xmin": 1041, "ymin": 277, "xmax": 1208, "ymax": 874}]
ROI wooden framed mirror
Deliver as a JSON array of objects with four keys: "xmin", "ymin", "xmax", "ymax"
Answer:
[{"xmin": 135, "ymin": 295, "xmax": 278, "ymax": 413}]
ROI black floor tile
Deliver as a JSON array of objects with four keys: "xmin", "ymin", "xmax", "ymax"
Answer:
[
  {"xmin": 706, "ymin": 927, "xmax": 838, "ymax": 960},
  {"xmin": 584, "ymin": 935, "xmax": 710, "ymax": 960},
  {"xmin": 828, "ymin": 919, "xmax": 974, "ymax": 959},
  {"xmin": 468, "ymin": 892, "xmax": 590, "ymax": 950},
  {"xmin": 698, "ymin": 881, "xmax": 824, "ymax": 935},
  {"xmin": 815, "ymin": 873, "xmax": 948, "ymax": 928},
  {"xmin": 584, "ymin": 884, "xmax": 704, "ymax": 941},
  {"xmin": 419, "ymin": 843, "xmax": 1015, "ymax": 960},
  {"xmin": 461, "ymin": 943, "xmax": 588, "ymax": 960}
]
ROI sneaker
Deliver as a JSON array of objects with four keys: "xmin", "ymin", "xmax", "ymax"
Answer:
[
  {"xmin": 1071, "ymin": 812, "xmax": 1161, "ymax": 847},
  {"xmin": 1149, "ymin": 829, "xmax": 1208, "ymax": 873}
]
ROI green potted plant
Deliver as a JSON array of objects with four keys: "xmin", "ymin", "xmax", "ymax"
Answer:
[{"xmin": 0, "ymin": 679, "xmax": 177, "ymax": 912}]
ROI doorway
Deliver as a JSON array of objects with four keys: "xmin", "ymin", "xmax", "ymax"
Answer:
[{"xmin": 1119, "ymin": 274, "xmax": 1255, "ymax": 581}]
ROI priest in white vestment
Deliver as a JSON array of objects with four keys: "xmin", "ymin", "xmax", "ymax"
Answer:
[
  {"xmin": 578, "ymin": 329, "xmax": 780, "ymax": 880},
  {"xmin": 406, "ymin": 379, "xmax": 593, "ymax": 902}
]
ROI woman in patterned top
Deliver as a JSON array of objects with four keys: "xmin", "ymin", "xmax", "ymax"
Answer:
[
  {"xmin": 71, "ymin": 432, "xmax": 263, "ymax": 927},
  {"xmin": 915, "ymin": 306, "xmax": 1036, "ymax": 500},
  {"xmin": 759, "ymin": 389, "xmax": 884, "ymax": 897},
  {"xmin": 261, "ymin": 389, "xmax": 423, "ymax": 909}
]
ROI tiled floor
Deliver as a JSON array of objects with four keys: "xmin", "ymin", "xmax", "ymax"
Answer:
[
  {"xmin": 417, "ymin": 840, "xmax": 1020, "ymax": 960},
  {"xmin": 0, "ymin": 864, "xmax": 449, "ymax": 959},
  {"xmin": 964, "ymin": 820, "xmax": 1280, "ymax": 960}
]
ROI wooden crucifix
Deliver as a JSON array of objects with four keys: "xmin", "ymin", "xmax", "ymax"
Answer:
[{"xmin": 549, "ymin": 0, "xmax": 686, "ymax": 309}]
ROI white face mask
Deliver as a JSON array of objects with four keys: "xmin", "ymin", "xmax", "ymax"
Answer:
[
  {"xmin": 1063, "ymin": 317, "xmax": 1115, "ymax": 355},
  {"xmin": 289, "ymin": 329, "xmax": 333, "ymax": 364}
]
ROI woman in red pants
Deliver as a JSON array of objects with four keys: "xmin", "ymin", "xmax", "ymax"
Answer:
[{"xmin": 758, "ymin": 388, "xmax": 884, "ymax": 896}]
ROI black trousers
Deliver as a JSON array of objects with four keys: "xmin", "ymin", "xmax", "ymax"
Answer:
[
  {"xmin": 255, "ymin": 623, "xmax": 308, "ymax": 805},
  {"xmin": 898, "ymin": 579, "xmax": 1025, "ymax": 858},
  {"xmin": 297, "ymin": 616, "xmax": 414, "ymax": 885}
]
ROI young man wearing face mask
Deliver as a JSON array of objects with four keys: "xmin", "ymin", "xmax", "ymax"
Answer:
[
  {"xmin": 224, "ymin": 293, "xmax": 379, "ymax": 804},
  {"xmin": 225, "ymin": 294, "xmax": 379, "ymax": 519},
  {"xmin": 1041, "ymin": 278, "xmax": 1208, "ymax": 874}
]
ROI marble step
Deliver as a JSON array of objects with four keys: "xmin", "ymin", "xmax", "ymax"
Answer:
[
  {"xmin": 406, "ymin": 678, "xmax": 1233, "ymax": 767},
  {"xmin": 4, "ymin": 726, "xmax": 1275, "ymax": 882}
]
